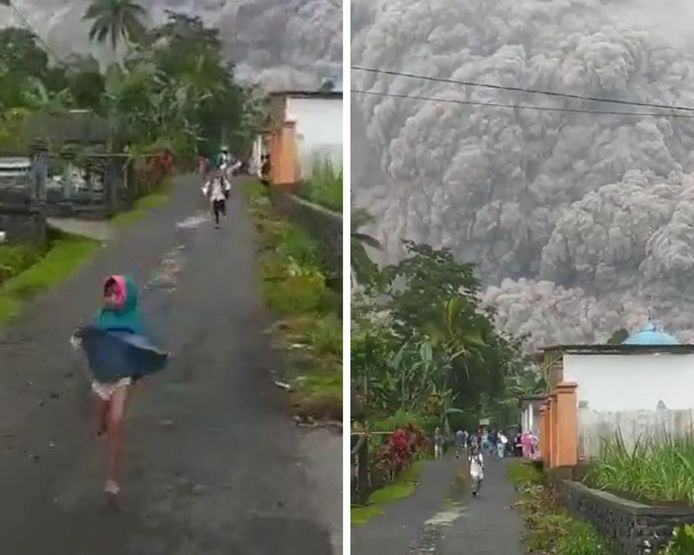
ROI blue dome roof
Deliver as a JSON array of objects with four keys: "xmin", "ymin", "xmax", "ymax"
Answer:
[{"xmin": 622, "ymin": 322, "xmax": 678, "ymax": 345}]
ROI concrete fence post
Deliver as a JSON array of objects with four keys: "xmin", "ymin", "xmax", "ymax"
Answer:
[{"xmin": 555, "ymin": 382, "xmax": 578, "ymax": 468}]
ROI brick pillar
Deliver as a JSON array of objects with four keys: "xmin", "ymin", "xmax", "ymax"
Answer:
[
  {"xmin": 538, "ymin": 404, "xmax": 547, "ymax": 463},
  {"xmin": 549, "ymin": 393, "xmax": 558, "ymax": 468},
  {"xmin": 555, "ymin": 382, "xmax": 578, "ymax": 468},
  {"xmin": 274, "ymin": 120, "xmax": 297, "ymax": 187},
  {"xmin": 268, "ymin": 128, "xmax": 281, "ymax": 184}
]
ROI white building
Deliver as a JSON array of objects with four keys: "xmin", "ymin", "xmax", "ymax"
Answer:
[
  {"xmin": 269, "ymin": 90, "xmax": 343, "ymax": 180},
  {"xmin": 520, "ymin": 396, "xmax": 544, "ymax": 437},
  {"xmin": 545, "ymin": 322, "xmax": 694, "ymax": 460}
]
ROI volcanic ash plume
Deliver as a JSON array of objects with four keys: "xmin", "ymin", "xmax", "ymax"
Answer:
[
  {"xmin": 1, "ymin": 0, "xmax": 342, "ymax": 88},
  {"xmin": 351, "ymin": 0, "xmax": 694, "ymax": 347}
]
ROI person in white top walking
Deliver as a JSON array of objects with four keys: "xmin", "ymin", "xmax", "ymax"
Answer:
[
  {"xmin": 469, "ymin": 446, "xmax": 484, "ymax": 497},
  {"xmin": 497, "ymin": 432, "xmax": 508, "ymax": 458},
  {"xmin": 202, "ymin": 168, "xmax": 231, "ymax": 229}
]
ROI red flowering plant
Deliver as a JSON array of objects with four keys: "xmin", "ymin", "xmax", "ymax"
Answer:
[{"xmin": 373, "ymin": 423, "xmax": 428, "ymax": 482}]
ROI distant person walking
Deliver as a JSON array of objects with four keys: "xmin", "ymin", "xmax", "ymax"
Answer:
[
  {"xmin": 521, "ymin": 431, "xmax": 533, "ymax": 458},
  {"xmin": 469, "ymin": 446, "xmax": 484, "ymax": 497},
  {"xmin": 455, "ymin": 429, "xmax": 468, "ymax": 458},
  {"xmin": 434, "ymin": 427, "xmax": 444, "ymax": 460},
  {"xmin": 497, "ymin": 432, "xmax": 508, "ymax": 458}
]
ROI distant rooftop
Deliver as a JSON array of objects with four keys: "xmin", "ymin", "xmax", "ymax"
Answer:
[
  {"xmin": 622, "ymin": 322, "xmax": 678, "ymax": 346},
  {"xmin": 269, "ymin": 90, "xmax": 342, "ymax": 99}
]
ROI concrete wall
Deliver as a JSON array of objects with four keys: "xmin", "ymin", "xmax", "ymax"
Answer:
[
  {"xmin": 563, "ymin": 354, "xmax": 694, "ymax": 459},
  {"xmin": 564, "ymin": 354, "xmax": 694, "ymax": 412},
  {"xmin": 555, "ymin": 479, "xmax": 694, "ymax": 555},
  {"xmin": 579, "ymin": 408, "xmax": 694, "ymax": 459},
  {"xmin": 286, "ymin": 97, "xmax": 342, "ymax": 179}
]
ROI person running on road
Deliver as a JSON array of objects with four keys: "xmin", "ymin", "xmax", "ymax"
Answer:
[
  {"xmin": 90, "ymin": 275, "xmax": 145, "ymax": 498},
  {"xmin": 202, "ymin": 168, "xmax": 231, "ymax": 229},
  {"xmin": 469, "ymin": 446, "xmax": 484, "ymax": 497}
]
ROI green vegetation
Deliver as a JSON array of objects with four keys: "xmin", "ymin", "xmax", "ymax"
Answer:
[
  {"xmin": 110, "ymin": 186, "xmax": 171, "ymax": 225},
  {"xmin": 350, "ymin": 225, "xmax": 538, "ymax": 505},
  {"xmin": 0, "ymin": 7, "xmax": 268, "ymax": 163},
  {"xmin": 299, "ymin": 158, "xmax": 342, "ymax": 212},
  {"xmin": 351, "ymin": 461, "xmax": 424, "ymax": 525},
  {"xmin": 242, "ymin": 179, "xmax": 341, "ymax": 420},
  {"xmin": 352, "ymin": 240, "xmax": 531, "ymax": 435},
  {"xmin": 663, "ymin": 524, "xmax": 694, "ymax": 554},
  {"xmin": 0, "ymin": 231, "xmax": 99, "ymax": 325},
  {"xmin": 584, "ymin": 433, "xmax": 694, "ymax": 505},
  {"xmin": 507, "ymin": 460, "xmax": 612, "ymax": 555}
]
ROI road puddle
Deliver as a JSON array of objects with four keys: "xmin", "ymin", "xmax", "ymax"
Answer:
[
  {"xmin": 144, "ymin": 245, "xmax": 186, "ymax": 293},
  {"xmin": 176, "ymin": 213, "xmax": 208, "ymax": 230}
]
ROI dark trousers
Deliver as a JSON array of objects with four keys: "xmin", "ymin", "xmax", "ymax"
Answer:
[{"xmin": 212, "ymin": 199, "xmax": 226, "ymax": 224}]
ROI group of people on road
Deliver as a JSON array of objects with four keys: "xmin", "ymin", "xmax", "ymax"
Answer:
[{"xmin": 432, "ymin": 425, "xmax": 539, "ymax": 498}]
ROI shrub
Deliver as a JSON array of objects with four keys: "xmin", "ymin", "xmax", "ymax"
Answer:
[
  {"xmin": 663, "ymin": 524, "xmax": 694, "ymax": 555},
  {"xmin": 584, "ymin": 432, "xmax": 694, "ymax": 505},
  {"xmin": 307, "ymin": 313, "xmax": 342, "ymax": 357},
  {"xmin": 273, "ymin": 223, "xmax": 322, "ymax": 268},
  {"xmin": 0, "ymin": 243, "xmax": 43, "ymax": 284},
  {"xmin": 302, "ymin": 156, "xmax": 342, "ymax": 212},
  {"xmin": 263, "ymin": 268, "xmax": 327, "ymax": 314},
  {"xmin": 373, "ymin": 424, "xmax": 428, "ymax": 482}
]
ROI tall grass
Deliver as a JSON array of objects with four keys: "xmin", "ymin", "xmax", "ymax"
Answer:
[
  {"xmin": 302, "ymin": 157, "xmax": 342, "ymax": 212},
  {"xmin": 585, "ymin": 431, "xmax": 694, "ymax": 505}
]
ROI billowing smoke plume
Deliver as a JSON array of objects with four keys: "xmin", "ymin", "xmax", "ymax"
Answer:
[
  {"xmin": 1, "ymin": 0, "xmax": 341, "ymax": 89},
  {"xmin": 351, "ymin": 0, "xmax": 694, "ymax": 348}
]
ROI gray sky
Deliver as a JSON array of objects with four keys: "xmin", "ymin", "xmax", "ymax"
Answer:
[{"xmin": 1, "ymin": 0, "xmax": 342, "ymax": 89}]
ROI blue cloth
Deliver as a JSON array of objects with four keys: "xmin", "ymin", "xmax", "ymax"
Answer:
[
  {"xmin": 77, "ymin": 326, "xmax": 168, "ymax": 383},
  {"xmin": 79, "ymin": 275, "xmax": 168, "ymax": 382}
]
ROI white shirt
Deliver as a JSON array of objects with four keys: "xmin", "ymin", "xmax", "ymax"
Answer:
[
  {"xmin": 469, "ymin": 453, "xmax": 484, "ymax": 479},
  {"xmin": 202, "ymin": 176, "xmax": 230, "ymax": 202}
]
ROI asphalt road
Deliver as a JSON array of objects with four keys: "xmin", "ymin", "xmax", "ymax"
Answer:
[
  {"xmin": 0, "ymin": 175, "xmax": 341, "ymax": 554},
  {"xmin": 352, "ymin": 454, "xmax": 523, "ymax": 555}
]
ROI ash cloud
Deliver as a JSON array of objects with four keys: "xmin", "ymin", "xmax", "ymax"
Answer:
[
  {"xmin": 0, "ymin": 0, "xmax": 341, "ymax": 89},
  {"xmin": 351, "ymin": 0, "xmax": 694, "ymax": 347}
]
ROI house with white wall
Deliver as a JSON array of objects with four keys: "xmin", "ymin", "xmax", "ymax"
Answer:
[
  {"xmin": 268, "ymin": 89, "xmax": 342, "ymax": 180},
  {"xmin": 542, "ymin": 322, "xmax": 694, "ymax": 462},
  {"xmin": 520, "ymin": 396, "xmax": 544, "ymax": 438}
]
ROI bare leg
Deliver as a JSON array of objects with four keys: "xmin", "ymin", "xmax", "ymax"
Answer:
[
  {"xmin": 105, "ymin": 386, "xmax": 128, "ymax": 494},
  {"xmin": 96, "ymin": 396, "xmax": 109, "ymax": 437}
]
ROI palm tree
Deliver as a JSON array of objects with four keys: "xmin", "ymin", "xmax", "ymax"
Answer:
[
  {"xmin": 351, "ymin": 205, "xmax": 381, "ymax": 286},
  {"xmin": 83, "ymin": 0, "xmax": 147, "ymax": 52}
]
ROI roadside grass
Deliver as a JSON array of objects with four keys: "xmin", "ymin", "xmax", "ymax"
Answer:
[
  {"xmin": 351, "ymin": 460, "xmax": 425, "ymax": 525},
  {"xmin": 0, "ymin": 230, "xmax": 99, "ymax": 325},
  {"xmin": 507, "ymin": 460, "xmax": 612, "ymax": 555},
  {"xmin": 242, "ymin": 179, "xmax": 342, "ymax": 420},
  {"xmin": 584, "ymin": 432, "xmax": 694, "ymax": 505},
  {"xmin": 110, "ymin": 181, "xmax": 172, "ymax": 226},
  {"xmin": 297, "ymin": 157, "xmax": 342, "ymax": 212}
]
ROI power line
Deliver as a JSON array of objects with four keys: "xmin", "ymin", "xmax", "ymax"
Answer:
[
  {"xmin": 351, "ymin": 88, "xmax": 694, "ymax": 118},
  {"xmin": 1, "ymin": 1, "xmax": 62, "ymax": 64},
  {"xmin": 352, "ymin": 65, "xmax": 694, "ymax": 114}
]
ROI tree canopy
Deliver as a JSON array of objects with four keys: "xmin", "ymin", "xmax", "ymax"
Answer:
[{"xmin": 0, "ymin": 7, "xmax": 268, "ymax": 160}]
